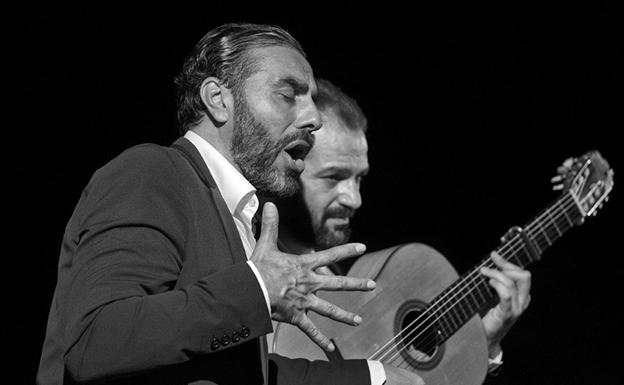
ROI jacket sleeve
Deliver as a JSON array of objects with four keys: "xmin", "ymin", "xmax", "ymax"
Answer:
[
  {"xmin": 269, "ymin": 354, "xmax": 371, "ymax": 385},
  {"xmin": 61, "ymin": 146, "xmax": 272, "ymax": 382}
]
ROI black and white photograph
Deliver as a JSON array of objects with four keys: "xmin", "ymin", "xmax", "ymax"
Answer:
[{"xmin": 8, "ymin": 3, "xmax": 621, "ymax": 384}]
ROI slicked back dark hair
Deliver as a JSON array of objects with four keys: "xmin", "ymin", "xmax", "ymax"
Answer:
[
  {"xmin": 174, "ymin": 22, "xmax": 306, "ymax": 132},
  {"xmin": 314, "ymin": 78, "xmax": 367, "ymax": 133}
]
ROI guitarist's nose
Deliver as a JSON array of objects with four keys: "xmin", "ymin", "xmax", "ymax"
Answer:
[{"xmin": 336, "ymin": 179, "xmax": 362, "ymax": 211}]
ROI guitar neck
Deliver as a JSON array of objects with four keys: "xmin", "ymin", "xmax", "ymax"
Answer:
[{"xmin": 427, "ymin": 191, "xmax": 583, "ymax": 343}]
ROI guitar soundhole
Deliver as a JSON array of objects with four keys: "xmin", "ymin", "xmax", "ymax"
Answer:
[{"xmin": 394, "ymin": 299, "xmax": 444, "ymax": 370}]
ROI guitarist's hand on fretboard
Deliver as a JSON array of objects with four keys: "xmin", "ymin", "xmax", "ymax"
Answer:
[{"xmin": 479, "ymin": 251, "xmax": 532, "ymax": 357}]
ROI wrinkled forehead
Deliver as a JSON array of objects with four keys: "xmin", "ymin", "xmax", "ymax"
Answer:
[
  {"xmin": 316, "ymin": 129, "xmax": 368, "ymax": 158},
  {"xmin": 308, "ymin": 122, "xmax": 369, "ymax": 171},
  {"xmin": 245, "ymin": 46, "xmax": 317, "ymax": 94}
]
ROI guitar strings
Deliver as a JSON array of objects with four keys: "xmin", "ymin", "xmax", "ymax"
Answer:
[
  {"xmin": 377, "ymin": 192, "xmax": 577, "ymax": 365},
  {"xmin": 378, "ymin": 193, "xmax": 576, "ymax": 365},
  {"xmin": 369, "ymin": 192, "xmax": 570, "ymax": 358},
  {"xmin": 385, "ymin": 177, "xmax": 610, "ymax": 367},
  {"xmin": 370, "ymin": 192, "xmax": 579, "ymax": 364},
  {"xmin": 384, "ymin": 158, "xmax": 613, "ymax": 364},
  {"xmin": 379, "ymin": 192, "xmax": 577, "ymax": 365}
]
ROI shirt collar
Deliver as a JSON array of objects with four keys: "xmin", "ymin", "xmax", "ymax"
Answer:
[{"xmin": 184, "ymin": 130, "xmax": 257, "ymax": 217}]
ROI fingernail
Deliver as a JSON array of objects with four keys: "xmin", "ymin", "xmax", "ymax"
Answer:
[
  {"xmin": 367, "ymin": 280, "xmax": 376, "ymax": 289},
  {"xmin": 328, "ymin": 342, "xmax": 335, "ymax": 351},
  {"xmin": 354, "ymin": 315, "xmax": 362, "ymax": 324},
  {"xmin": 356, "ymin": 244, "xmax": 366, "ymax": 253}
]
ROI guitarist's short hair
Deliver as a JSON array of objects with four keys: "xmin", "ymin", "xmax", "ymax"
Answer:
[{"xmin": 315, "ymin": 78, "xmax": 368, "ymax": 133}]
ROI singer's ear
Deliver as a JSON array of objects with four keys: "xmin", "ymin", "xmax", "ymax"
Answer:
[{"xmin": 200, "ymin": 77, "xmax": 233, "ymax": 124}]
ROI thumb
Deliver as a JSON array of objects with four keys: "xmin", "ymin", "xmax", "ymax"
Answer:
[{"xmin": 257, "ymin": 201, "xmax": 279, "ymax": 246}]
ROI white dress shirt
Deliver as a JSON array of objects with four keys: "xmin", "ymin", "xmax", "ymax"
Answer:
[
  {"xmin": 184, "ymin": 131, "xmax": 270, "ymax": 313},
  {"xmin": 184, "ymin": 130, "xmax": 386, "ymax": 384}
]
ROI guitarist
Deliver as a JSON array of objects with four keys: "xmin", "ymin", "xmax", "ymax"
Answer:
[{"xmin": 274, "ymin": 78, "xmax": 532, "ymax": 383}]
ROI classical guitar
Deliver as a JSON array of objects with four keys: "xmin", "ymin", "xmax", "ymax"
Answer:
[{"xmin": 271, "ymin": 151, "xmax": 614, "ymax": 385}]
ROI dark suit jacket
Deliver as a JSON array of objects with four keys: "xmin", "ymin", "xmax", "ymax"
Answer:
[{"xmin": 37, "ymin": 137, "xmax": 369, "ymax": 385}]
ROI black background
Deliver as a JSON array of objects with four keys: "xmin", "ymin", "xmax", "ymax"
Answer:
[{"xmin": 9, "ymin": 2, "xmax": 622, "ymax": 384}]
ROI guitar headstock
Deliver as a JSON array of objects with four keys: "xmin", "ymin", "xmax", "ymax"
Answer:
[{"xmin": 552, "ymin": 150, "xmax": 614, "ymax": 222}]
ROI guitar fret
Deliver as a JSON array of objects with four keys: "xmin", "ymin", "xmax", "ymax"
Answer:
[
  {"xmin": 475, "ymin": 282, "xmax": 488, "ymax": 303},
  {"xmin": 529, "ymin": 230, "xmax": 548, "ymax": 254},
  {"xmin": 430, "ymin": 302, "xmax": 452, "ymax": 338},
  {"xmin": 546, "ymin": 207, "xmax": 563, "ymax": 236},
  {"xmin": 429, "ymin": 304, "xmax": 443, "ymax": 331},
  {"xmin": 437, "ymin": 314, "xmax": 451, "ymax": 337},
  {"xmin": 437, "ymin": 323, "xmax": 451, "ymax": 342},
  {"xmin": 512, "ymin": 247, "xmax": 529, "ymax": 267},
  {"xmin": 466, "ymin": 288, "xmax": 480, "ymax": 313},
  {"xmin": 452, "ymin": 282, "xmax": 468, "ymax": 320},
  {"xmin": 533, "ymin": 237, "xmax": 543, "ymax": 254},
  {"xmin": 507, "ymin": 250, "xmax": 522, "ymax": 266},
  {"xmin": 557, "ymin": 197, "xmax": 574, "ymax": 226},
  {"xmin": 446, "ymin": 307, "xmax": 461, "ymax": 330},
  {"xmin": 439, "ymin": 312, "xmax": 453, "ymax": 337},
  {"xmin": 537, "ymin": 220, "xmax": 553, "ymax": 246},
  {"xmin": 456, "ymin": 301, "xmax": 466, "ymax": 324},
  {"xmin": 460, "ymin": 302, "xmax": 472, "ymax": 324}
]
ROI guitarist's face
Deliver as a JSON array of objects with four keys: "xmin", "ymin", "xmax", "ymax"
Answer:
[{"xmin": 299, "ymin": 111, "xmax": 369, "ymax": 250}]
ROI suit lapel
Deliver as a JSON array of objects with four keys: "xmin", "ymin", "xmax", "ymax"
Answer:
[
  {"xmin": 172, "ymin": 137, "xmax": 269, "ymax": 384},
  {"xmin": 171, "ymin": 137, "xmax": 247, "ymax": 264}
]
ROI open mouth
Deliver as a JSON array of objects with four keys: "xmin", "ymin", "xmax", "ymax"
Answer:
[
  {"xmin": 328, "ymin": 217, "xmax": 350, "ymax": 226},
  {"xmin": 283, "ymin": 140, "xmax": 311, "ymax": 161}
]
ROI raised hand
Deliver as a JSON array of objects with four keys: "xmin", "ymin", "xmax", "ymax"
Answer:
[
  {"xmin": 251, "ymin": 202, "xmax": 376, "ymax": 352},
  {"xmin": 479, "ymin": 251, "xmax": 532, "ymax": 356}
]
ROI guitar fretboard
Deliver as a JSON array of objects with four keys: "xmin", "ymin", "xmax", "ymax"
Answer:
[{"xmin": 425, "ymin": 191, "xmax": 583, "ymax": 343}]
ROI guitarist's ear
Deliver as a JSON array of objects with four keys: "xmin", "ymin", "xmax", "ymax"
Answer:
[{"xmin": 199, "ymin": 77, "xmax": 234, "ymax": 125}]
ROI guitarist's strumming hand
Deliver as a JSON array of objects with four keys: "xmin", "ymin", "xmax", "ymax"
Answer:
[
  {"xmin": 251, "ymin": 202, "xmax": 376, "ymax": 352},
  {"xmin": 480, "ymin": 251, "xmax": 532, "ymax": 358}
]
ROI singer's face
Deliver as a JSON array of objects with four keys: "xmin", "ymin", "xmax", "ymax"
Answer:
[{"xmin": 230, "ymin": 45, "xmax": 322, "ymax": 199}]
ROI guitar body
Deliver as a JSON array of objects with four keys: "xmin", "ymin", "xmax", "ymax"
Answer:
[{"xmin": 273, "ymin": 243, "xmax": 488, "ymax": 385}]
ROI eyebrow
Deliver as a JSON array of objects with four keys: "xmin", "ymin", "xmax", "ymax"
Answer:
[
  {"xmin": 317, "ymin": 165, "xmax": 369, "ymax": 177},
  {"xmin": 275, "ymin": 77, "xmax": 310, "ymax": 95}
]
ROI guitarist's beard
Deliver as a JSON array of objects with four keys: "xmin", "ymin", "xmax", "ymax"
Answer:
[
  {"xmin": 276, "ymin": 192, "xmax": 353, "ymax": 251},
  {"xmin": 314, "ymin": 206, "xmax": 353, "ymax": 251}
]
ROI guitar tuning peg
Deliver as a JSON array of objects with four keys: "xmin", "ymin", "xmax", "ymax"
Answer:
[{"xmin": 552, "ymin": 184, "xmax": 564, "ymax": 191}]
